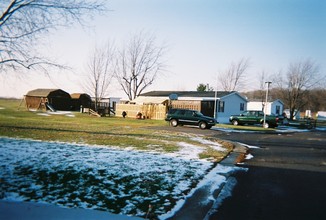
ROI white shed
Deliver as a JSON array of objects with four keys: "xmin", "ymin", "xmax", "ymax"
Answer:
[{"xmin": 247, "ymin": 99, "xmax": 284, "ymax": 116}]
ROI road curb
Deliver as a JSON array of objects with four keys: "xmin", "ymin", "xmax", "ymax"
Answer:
[
  {"xmin": 203, "ymin": 141, "xmax": 249, "ymax": 219},
  {"xmin": 167, "ymin": 141, "xmax": 249, "ymax": 220},
  {"xmin": 220, "ymin": 141, "xmax": 248, "ymax": 166}
]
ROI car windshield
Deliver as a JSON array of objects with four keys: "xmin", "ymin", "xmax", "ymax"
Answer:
[
  {"xmin": 195, "ymin": 111, "xmax": 204, "ymax": 117},
  {"xmin": 241, "ymin": 111, "xmax": 249, "ymax": 116}
]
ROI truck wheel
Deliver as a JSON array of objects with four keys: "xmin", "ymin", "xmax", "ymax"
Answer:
[
  {"xmin": 199, "ymin": 122, "xmax": 207, "ymax": 129},
  {"xmin": 170, "ymin": 119, "xmax": 178, "ymax": 127},
  {"xmin": 232, "ymin": 120, "xmax": 239, "ymax": 126},
  {"xmin": 263, "ymin": 122, "xmax": 270, "ymax": 128}
]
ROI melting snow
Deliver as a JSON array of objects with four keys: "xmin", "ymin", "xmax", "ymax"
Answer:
[{"xmin": 0, "ymin": 136, "xmax": 238, "ymax": 219}]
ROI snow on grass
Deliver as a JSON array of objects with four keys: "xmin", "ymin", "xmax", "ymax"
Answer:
[
  {"xmin": 0, "ymin": 136, "xmax": 234, "ymax": 219},
  {"xmin": 214, "ymin": 125, "xmax": 320, "ymax": 133},
  {"xmin": 245, "ymin": 154, "xmax": 254, "ymax": 160},
  {"xmin": 276, "ymin": 126, "xmax": 310, "ymax": 133},
  {"xmin": 36, "ymin": 113, "xmax": 51, "ymax": 117},
  {"xmin": 316, "ymin": 127, "xmax": 326, "ymax": 131},
  {"xmin": 212, "ymin": 127, "xmax": 257, "ymax": 133},
  {"xmin": 36, "ymin": 111, "xmax": 75, "ymax": 117}
]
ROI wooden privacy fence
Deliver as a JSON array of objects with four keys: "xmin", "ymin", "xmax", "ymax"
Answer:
[
  {"xmin": 116, "ymin": 103, "xmax": 168, "ymax": 120},
  {"xmin": 116, "ymin": 100, "xmax": 209, "ymax": 120},
  {"xmin": 170, "ymin": 100, "xmax": 201, "ymax": 111}
]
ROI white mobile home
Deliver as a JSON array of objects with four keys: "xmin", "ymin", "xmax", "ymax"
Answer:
[{"xmin": 135, "ymin": 91, "xmax": 248, "ymax": 123}]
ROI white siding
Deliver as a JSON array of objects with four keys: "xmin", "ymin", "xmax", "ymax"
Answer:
[
  {"xmin": 247, "ymin": 102, "xmax": 264, "ymax": 112},
  {"xmin": 247, "ymin": 100, "xmax": 284, "ymax": 116}
]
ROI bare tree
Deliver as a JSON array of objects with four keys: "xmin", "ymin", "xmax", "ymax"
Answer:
[
  {"xmin": 0, "ymin": 0, "xmax": 105, "ymax": 73},
  {"xmin": 115, "ymin": 32, "xmax": 166, "ymax": 100},
  {"xmin": 218, "ymin": 58, "xmax": 250, "ymax": 91},
  {"xmin": 83, "ymin": 43, "xmax": 115, "ymax": 112},
  {"xmin": 273, "ymin": 59, "xmax": 323, "ymax": 120}
]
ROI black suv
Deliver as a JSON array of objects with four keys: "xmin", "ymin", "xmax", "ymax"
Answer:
[{"xmin": 165, "ymin": 109, "xmax": 216, "ymax": 129}]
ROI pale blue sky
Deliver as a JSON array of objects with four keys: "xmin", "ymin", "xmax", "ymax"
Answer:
[{"xmin": 1, "ymin": 0, "xmax": 325, "ymax": 98}]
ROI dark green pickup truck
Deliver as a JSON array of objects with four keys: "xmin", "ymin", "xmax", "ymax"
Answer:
[{"xmin": 229, "ymin": 110, "xmax": 278, "ymax": 128}]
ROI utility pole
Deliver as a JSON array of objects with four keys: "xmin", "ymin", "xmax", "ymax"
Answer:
[
  {"xmin": 213, "ymin": 77, "xmax": 218, "ymax": 119},
  {"xmin": 263, "ymin": 81, "xmax": 272, "ymax": 128},
  {"xmin": 214, "ymin": 90, "xmax": 217, "ymax": 119}
]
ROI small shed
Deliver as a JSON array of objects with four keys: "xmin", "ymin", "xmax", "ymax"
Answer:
[
  {"xmin": 25, "ymin": 89, "xmax": 72, "ymax": 111},
  {"xmin": 247, "ymin": 99, "xmax": 284, "ymax": 116},
  {"xmin": 70, "ymin": 93, "xmax": 92, "ymax": 111}
]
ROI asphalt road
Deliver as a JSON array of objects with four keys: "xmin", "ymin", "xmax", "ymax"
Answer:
[
  {"xmin": 209, "ymin": 129, "xmax": 326, "ymax": 220},
  {"xmin": 156, "ymin": 126, "xmax": 326, "ymax": 220}
]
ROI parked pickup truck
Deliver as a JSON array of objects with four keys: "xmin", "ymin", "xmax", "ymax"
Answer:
[{"xmin": 229, "ymin": 110, "xmax": 278, "ymax": 128}]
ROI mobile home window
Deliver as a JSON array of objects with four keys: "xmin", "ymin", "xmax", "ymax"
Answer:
[
  {"xmin": 276, "ymin": 105, "xmax": 280, "ymax": 115},
  {"xmin": 240, "ymin": 103, "xmax": 244, "ymax": 111},
  {"xmin": 218, "ymin": 101, "xmax": 225, "ymax": 112}
]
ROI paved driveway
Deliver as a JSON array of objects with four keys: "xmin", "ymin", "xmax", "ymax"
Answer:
[
  {"xmin": 209, "ymin": 129, "xmax": 326, "ymax": 220},
  {"xmin": 155, "ymin": 126, "xmax": 326, "ymax": 219}
]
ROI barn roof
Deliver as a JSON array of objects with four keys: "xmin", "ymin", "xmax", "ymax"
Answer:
[
  {"xmin": 131, "ymin": 96, "xmax": 168, "ymax": 104},
  {"xmin": 70, "ymin": 93, "xmax": 91, "ymax": 99},
  {"xmin": 140, "ymin": 91, "xmax": 235, "ymax": 98},
  {"xmin": 25, "ymin": 89, "xmax": 68, "ymax": 97}
]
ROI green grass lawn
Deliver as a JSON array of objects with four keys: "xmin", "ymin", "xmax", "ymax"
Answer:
[{"xmin": 0, "ymin": 99, "xmax": 232, "ymax": 161}]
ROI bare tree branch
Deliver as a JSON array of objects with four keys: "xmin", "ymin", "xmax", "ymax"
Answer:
[
  {"xmin": 0, "ymin": 0, "xmax": 106, "ymax": 73},
  {"xmin": 217, "ymin": 58, "xmax": 250, "ymax": 91},
  {"xmin": 273, "ymin": 59, "xmax": 323, "ymax": 120},
  {"xmin": 115, "ymin": 31, "xmax": 166, "ymax": 100},
  {"xmin": 83, "ymin": 43, "xmax": 115, "ymax": 112}
]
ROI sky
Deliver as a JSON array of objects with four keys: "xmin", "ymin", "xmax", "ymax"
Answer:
[{"xmin": 1, "ymin": 0, "xmax": 325, "ymax": 99}]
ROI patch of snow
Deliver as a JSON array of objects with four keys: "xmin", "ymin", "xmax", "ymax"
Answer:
[
  {"xmin": 214, "ymin": 125, "xmax": 317, "ymax": 133},
  {"xmin": 191, "ymin": 137, "xmax": 226, "ymax": 151},
  {"xmin": 276, "ymin": 127, "xmax": 310, "ymax": 133},
  {"xmin": 245, "ymin": 153, "xmax": 254, "ymax": 160},
  {"xmin": 204, "ymin": 176, "xmax": 238, "ymax": 220},
  {"xmin": 212, "ymin": 127, "xmax": 256, "ymax": 133},
  {"xmin": 159, "ymin": 164, "xmax": 245, "ymax": 219},
  {"xmin": 36, "ymin": 113, "xmax": 50, "ymax": 117},
  {"xmin": 48, "ymin": 111, "xmax": 73, "ymax": 115},
  {"xmin": 174, "ymin": 142, "xmax": 205, "ymax": 160},
  {"xmin": 237, "ymin": 142, "xmax": 260, "ymax": 149},
  {"xmin": 35, "ymin": 111, "xmax": 75, "ymax": 117},
  {"xmin": 0, "ymin": 137, "xmax": 233, "ymax": 218},
  {"xmin": 316, "ymin": 127, "xmax": 326, "ymax": 131}
]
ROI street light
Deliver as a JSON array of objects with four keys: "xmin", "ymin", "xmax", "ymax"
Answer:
[
  {"xmin": 263, "ymin": 81, "xmax": 272, "ymax": 128},
  {"xmin": 213, "ymin": 77, "xmax": 218, "ymax": 119}
]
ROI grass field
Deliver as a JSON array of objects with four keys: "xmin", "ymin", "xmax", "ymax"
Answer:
[
  {"xmin": 0, "ymin": 99, "xmax": 237, "ymax": 218},
  {"xmin": 0, "ymin": 98, "xmax": 233, "ymax": 161}
]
